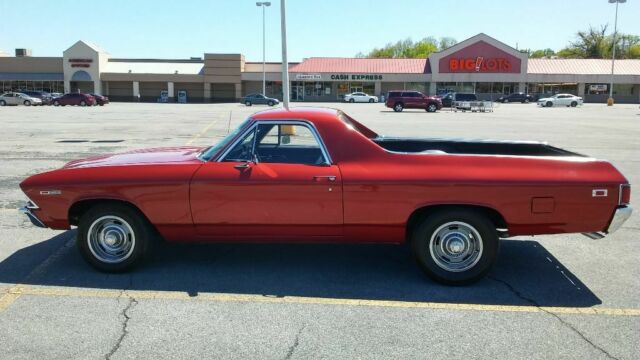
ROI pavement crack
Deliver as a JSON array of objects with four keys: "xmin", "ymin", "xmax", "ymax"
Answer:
[
  {"xmin": 283, "ymin": 323, "xmax": 306, "ymax": 360},
  {"xmin": 105, "ymin": 295, "xmax": 138, "ymax": 360},
  {"xmin": 488, "ymin": 275, "xmax": 619, "ymax": 360}
]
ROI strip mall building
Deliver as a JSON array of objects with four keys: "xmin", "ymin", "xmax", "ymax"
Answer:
[{"xmin": 1, "ymin": 33, "xmax": 639, "ymax": 103}]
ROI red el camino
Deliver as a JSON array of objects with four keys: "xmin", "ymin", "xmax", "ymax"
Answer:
[{"xmin": 19, "ymin": 107, "xmax": 632, "ymax": 284}]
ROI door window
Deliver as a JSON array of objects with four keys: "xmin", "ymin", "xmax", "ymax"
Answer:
[{"xmin": 255, "ymin": 124, "xmax": 327, "ymax": 165}]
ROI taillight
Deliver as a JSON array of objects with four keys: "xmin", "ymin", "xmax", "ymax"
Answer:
[{"xmin": 619, "ymin": 184, "xmax": 631, "ymax": 205}]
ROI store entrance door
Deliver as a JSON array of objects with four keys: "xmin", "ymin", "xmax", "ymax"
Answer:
[{"xmin": 291, "ymin": 85, "xmax": 304, "ymax": 101}]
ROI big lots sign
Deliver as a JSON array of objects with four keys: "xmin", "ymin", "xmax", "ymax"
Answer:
[{"xmin": 439, "ymin": 41, "xmax": 521, "ymax": 74}]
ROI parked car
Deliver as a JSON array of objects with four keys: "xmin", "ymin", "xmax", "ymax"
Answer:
[
  {"xmin": 52, "ymin": 93, "xmax": 96, "ymax": 106},
  {"xmin": 537, "ymin": 94, "xmax": 583, "ymax": 107},
  {"xmin": 20, "ymin": 90, "xmax": 53, "ymax": 105},
  {"xmin": 496, "ymin": 92, "xmax": 535, "ymax": 103},
  {"xmin": 0, "ymin": 92, "xmax": 42, "ymax": 106},
  {"xmin": 385, "ymin": 90, "xmax": 442, "ymax": 112},
  {"xmin": 19, "ymin": 107, "xmax": 632, "ymax": 284},
  {"xmin": 440, "ymin": 92, "xmax": 478, "ymax": 108},
  {"xmin": 90, "ymin": 94, "xmax": 110, "ymax": 106},
  {"xmin": 242, "ymin": 93, "xmax": 279, "ymax": 106},
  {"xmin": 344, "ymin": 92, "xmax": 378, "ymax": 103}
]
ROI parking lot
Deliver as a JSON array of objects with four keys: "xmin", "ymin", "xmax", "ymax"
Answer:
[{"xmin": 0, "ymin": 102, "xmax": 638, "ymax": 359}]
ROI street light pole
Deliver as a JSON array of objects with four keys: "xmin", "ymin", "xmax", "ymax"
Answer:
[
  {"xmin": 608, "ymin": 0, "xmax": 626, "ymax": 106},
  {"xmin": 280, "ymin": 0, "xmax": 290, "ymax": 110},
  {"xmin": 256, "ymin": 2, "xmax": 271, "ymax": 96}
]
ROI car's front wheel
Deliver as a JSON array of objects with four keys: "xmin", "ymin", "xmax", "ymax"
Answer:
[
  {"xmin": 524, "ymin": 99, "xmax": 530, "ymax": 103},
  {"xmin": 80, "ymin": 101, "xmax": 87, "ymax": 106},
  {"xmin": 53, "ymin": 100, "xmax": 60, "ymax": 106},
  {"xmin": 245, "ymin": 101, "xmax": 252, "ymax": 106},
  {"xmin": 77, "ymin": 203, "xmax": 152, "ymax": 272},
  {"xmin": 393, "ymin": 102, "xmax": 404, "ymax": 112},
  {"xmin": 570, "ymin": 101, "xmax": 578, "ymax": 107},
  {"xmin": 369, "ymin": 98, "xmax": 374, "ymax": 103},
  {"xmin": 24, "ymin": 100, "xmax": 31, "ymax": 106},
  {"xmin": 546, "ymin": 101, "xmax": 553, "ymax": 107},
  {"xmin": 426, "ymin": 103, "xmax": 437, "ymax": 113},
  {"xmin": 411, "ymin": 209, "xmax": 498, "ymax": 285},
  {"xmin": 349, "ymin": 98, "xmax": 355, "ymax": 103},
  {"xmin": 267, "ymin": 100, "xmax": 275, "ymax": 106}
]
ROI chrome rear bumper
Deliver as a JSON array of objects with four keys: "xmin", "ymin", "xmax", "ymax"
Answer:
[
  {"xmin": 19, "ymin": 201, "xmax": 47, "ymax": 228},
  {"xmin": 583, "ymin": 205, "xmax": 632, "ymax": 239}
]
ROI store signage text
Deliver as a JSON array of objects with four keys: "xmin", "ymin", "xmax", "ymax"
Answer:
[
  {"xmin": 589, "ymin": 84, "xmax": 607, "ymax": 91},
  {"xmin": 448, "ymin": 57, "xmax": 511, "ymax": 72},
  {"xmin": 295, "ymin": 74, "xmax": 321, "ymax": 80},
  {"xmin": 68, "ymin": 58, "xmax": 93, "ymax": 68},
  {"xmin": 330, "ymin": 74, "xmax": 383, "ymax": 80}
]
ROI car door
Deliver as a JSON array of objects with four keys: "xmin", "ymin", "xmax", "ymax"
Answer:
[{"xmin": 190, "ymin": 121, "xmax": 343, "ymax": 239}]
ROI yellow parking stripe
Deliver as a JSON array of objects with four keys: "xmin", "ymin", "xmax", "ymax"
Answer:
[
  {"xmin": 185, "ymin": 117, "xmax": 218, "ymax": 145},
  {"xmin": 1, "ymin": 285, "xmax": 638, "ymax": 317}
]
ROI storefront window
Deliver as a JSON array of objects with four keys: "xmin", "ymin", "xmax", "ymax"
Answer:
[
  {"xmin": 475, "ymin": 83, "xmax": 492, "ymax": 93},
  {"xmin": 436, "ymin": 82, "xmax": 456, "ymax": 95},
  {"xmin": 405, "ymin": 82, "xmax": 428, "ymax": 94}
]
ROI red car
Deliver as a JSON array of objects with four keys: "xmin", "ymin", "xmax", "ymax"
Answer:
[
  {"xmin": 52, "ymin": 93, "xmax": 96, "ymax": 106},
  {"xmin": 19, "ymin": 108, "xmax": 632, "ymax": 284},
  {"xmin": 90, "ymin": 94, "xmax": 110, "ymax": 106},
  {"xmin": 385, "ymin": 90, "xmax": 443, "ymax": 112}
]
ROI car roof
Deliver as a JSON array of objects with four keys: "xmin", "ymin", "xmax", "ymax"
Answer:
[{"xmin": 251, "ymin": 107, "xmax": 340, "ymax": 124}]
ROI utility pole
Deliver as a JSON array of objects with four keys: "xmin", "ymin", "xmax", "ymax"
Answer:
[
  {"xmin": 280, "ymin": 0, "xmax": 290, "ymax": 110},
  {"xmin": 608, "ymin": 0, "xmax": 626, "ymax": 106},
  {"xmin": 256, "ymin": 2, "xmax": 271, "ymax": 95}
]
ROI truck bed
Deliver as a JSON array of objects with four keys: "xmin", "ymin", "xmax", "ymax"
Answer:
[{"xmin": 373, "ymin": 137, "xmax": 584, "ymax": 157}]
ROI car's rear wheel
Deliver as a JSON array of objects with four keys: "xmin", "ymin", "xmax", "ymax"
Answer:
[
  {"xmin": 546, "ymin": 101, "xmax": 553, "ymax": 107},
  {"xmin": 411, "ymin": 209, "xmax": 498, "ymax": 285},
  {"xmin": 24, "ymin": 100, "xmax": 31, "ymax": 106},
  {"xmin": 426, "ymin": 103, "xmax": 437, "ymax": 113},
  {"xmin": 53, "ymin": 100, "xmax": 60, "ymax": 106},
  {"xmin": 0, "ymin": 100, "xmax": 6, "ymax": 106},
  {"xmin": 524, "ymin": 99, "xmax": 530, "ymax": 103},
  {"xmin": 77, "ymin": 204, "xmax": 152, "ymax": 272},
  {"xmin": 570, "ymin": 101, "xmax": 578, "ymax": 107},
  {"xmin": 245, "ymin": 101, "xmax": 252, "ymax": 106},
  {"xmin": 80, "ymin": 101, "xmax": 86, "ymax": 107},
  {"xmin": 503, "ymin": 99, "xmax": 509, "ymax": 103},
  {"xmin": 267, "ymin": 100, "xmax": 275, "ymax": 106},
  {"xmin": 393, "ymin": 102, "xmax": 404, "ymax": 112}
]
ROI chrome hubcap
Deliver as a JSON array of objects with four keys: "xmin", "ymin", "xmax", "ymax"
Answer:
[
  {"xmin": 87, "ymin": 215, "xmax": 135, "ymax": 264},
  {"xmin": 429, "ymin": 221, "xmax": 483, "ymax": 272}
]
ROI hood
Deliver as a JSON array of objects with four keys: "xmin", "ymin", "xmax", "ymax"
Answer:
[{"xmin": 62, "ymin": 146, "xmax": 204, "ymax": 169}]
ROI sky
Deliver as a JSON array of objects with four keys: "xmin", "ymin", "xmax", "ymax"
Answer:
[{"xmin": 1, "ymin": 0, "xmax": 638, "ymax": 61}]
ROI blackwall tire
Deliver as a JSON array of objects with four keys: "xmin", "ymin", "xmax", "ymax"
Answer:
[
  {"xmin": 570, "ymin": 101, "xmax": 578, "ymax": 107},
  {"xmin": 546, "ymin": 101, "xmax": 553, "ymax": 107},
  {"xmin": 53, "ymin": 100, "xmax": 60, "ymax": 106},
  {"xmin": 245, "ymin": 101, "xmax": 252, "ymax": 106},
  {"xmin": 0, "ymin": 100, "xmax": 6, "ymax": 106},
  {"xmin": 77, "ymin": 204, "xmax": 152, "ymax": 272},
  {"xmin": 393, "ymin": 103, "xmax": 404, "ymax": 112},
  {"xmin": 426, "ymin": 104, "xmax": 437, "ymax": 112},
  {"xmin": 24, "ymin": 100, "xmax": 31, "ymax": 106},
  {"xmin": 80, "ymin": 101, "xmax": 86, "ymax": 107},
  {"xmin": 411, "ymin": 209, "xmax": 498, "ymax": 285},
  {"xmin": 369, "ymin": 98, "xmax": 374, "ymax": 103},
  {"xmin": 349, "ymin": 98, "xmax": 355, "ymax": 103},
  {"xmin": 268, "ymin": 101, "xmax": 275, "ymax": 106}
]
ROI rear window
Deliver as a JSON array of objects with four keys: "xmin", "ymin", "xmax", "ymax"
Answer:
[
  {"xmin": 388, "ymin": 91, "xmax": 401, "ymax": 98},
  {"xmin": 338, "ymin": 111, "xmax": 378, "ymax": 139}
]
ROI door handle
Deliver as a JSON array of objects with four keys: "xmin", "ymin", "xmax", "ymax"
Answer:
[
  {"xmin": 313, "ymin": 175, "xmax": 336, "ymax": 182},
  {"xmin": 234, "ymin": 162, "xmax": 252, "ymax": 170}
]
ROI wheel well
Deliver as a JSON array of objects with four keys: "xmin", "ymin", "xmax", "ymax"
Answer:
[
  {"xmin": 406, "ymin": 204, "xmax": 508, "ymax": 241},
  {"xmin": 68, "ymin": 199, "xmax": 149, "ymax": 227}
]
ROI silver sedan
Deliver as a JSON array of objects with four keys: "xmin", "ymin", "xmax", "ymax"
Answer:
[{"xmin": 0, "ymin": 92, "xmax": 43, "ymax": 106}]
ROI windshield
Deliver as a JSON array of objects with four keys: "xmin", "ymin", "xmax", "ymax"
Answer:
[{"xmin": 198, "ymin": 119, "xmax": 251, "ymax": 161}]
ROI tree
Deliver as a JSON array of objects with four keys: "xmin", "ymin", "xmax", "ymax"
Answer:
[
  {"xmin": 357, "ymin": 37, "xmax": 457, "ymax": 58},
  {"xmin": 530, "ymin": 48, "xmax": 556, "ymax": 58}
]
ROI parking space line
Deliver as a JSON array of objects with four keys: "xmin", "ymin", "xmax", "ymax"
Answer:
[
  {"xmin": 185, "ymin": 117, "xmax": 218, "ymax": 145},
  {"xmin": 3, "ymin": 285, "xmax": 638, "ymax": 317},
  {"xmin": 0, "ymin": 285, "xmax": 24, "ymax": 312}
]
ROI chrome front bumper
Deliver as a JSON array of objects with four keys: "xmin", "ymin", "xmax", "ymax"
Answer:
[
  {"xmin": 583, "ymin": 205, "xmax": 632, "ymax": 239},
  {"xmin": 19, "ymin": 201, "xmax": 47, "ymax": 228}
]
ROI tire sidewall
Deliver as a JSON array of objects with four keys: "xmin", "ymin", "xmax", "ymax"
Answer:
[
  {"xmin": 394, "ymin": 103, "xmax": 403, "ymax": 112},
  {"xmin": 411, "ymin": 210, "xmax": 498, "ymax": 285},
  {"xmin": 77, "ymin": 204, "xmax": 151, "ymax": 272},
  {"xmin": 427, "ymin": 104, "xmax": 437, "ymax": 112},
  {"xmin": 245, "ymin": 101, "xmax": 252, "ymax": 106}
]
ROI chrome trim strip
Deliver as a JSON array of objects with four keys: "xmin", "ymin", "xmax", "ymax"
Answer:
[
  {"xmin": 582, "ymin": 232, "xmax": 605, "ymax": 240},
  {"xmin": 19, "ymin": 204, "xmax": 47, "ymax": 228},
  {"xmin": 215, "ymin": 120, "xmax": 333, "ymax": 165}
]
